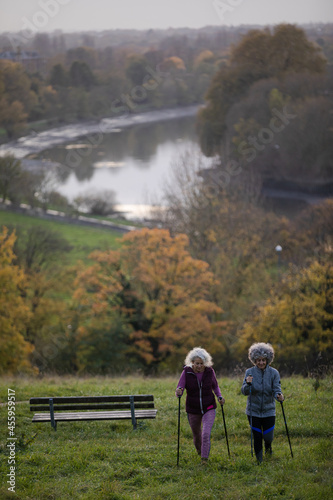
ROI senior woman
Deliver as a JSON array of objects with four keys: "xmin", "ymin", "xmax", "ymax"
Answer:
[
  {"xmin": 175, "ymin": 347, "xmax": 225, "ymax": 465},
  {"xmin": 241, "ymin": 342, "xmax": 284, "ymax": 464}
]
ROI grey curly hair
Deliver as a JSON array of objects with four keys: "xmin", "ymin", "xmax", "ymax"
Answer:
[
  {"xmin": 248, "ymin": 342, "xmax": 275, "ymax": 365},
  {"xmin": 185, "ymin": 347, "xmax": 213, "ymax": 367}
]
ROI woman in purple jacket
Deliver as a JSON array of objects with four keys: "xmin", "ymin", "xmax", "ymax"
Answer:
[{"xmin": 175, "ymin": 347, "xmax": 225, "ymax": 465}]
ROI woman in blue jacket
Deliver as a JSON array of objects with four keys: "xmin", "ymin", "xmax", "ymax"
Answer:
[
  {"xmin": 241, "ymin": 342, "xmax": 284, "ymax": 463},
  {"xmin": 175, "ymin": 347, "xmax": 225, "ymax": 465}
]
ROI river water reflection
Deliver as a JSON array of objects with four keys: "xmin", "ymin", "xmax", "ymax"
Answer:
[{"xmin": 36, "ymin": 115, "xmax": 201, "ymax": 218}]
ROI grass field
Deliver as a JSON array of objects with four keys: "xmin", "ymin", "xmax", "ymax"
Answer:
[
  {"xmin": 0, "ymin": 375, "xmax": 332, "ymax": 499},
  {"xmin": 0, "ymin": 210, "xmax": 122, "ymax": 265}
]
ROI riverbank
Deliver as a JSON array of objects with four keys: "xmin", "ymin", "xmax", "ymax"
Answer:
[
  {"xmin": 0, "ymin": 199, "xmax": 140, "ymax": 233},
  {"xmin": 0, "ymin": 105, "xmax": 200, "ymax": 159}
]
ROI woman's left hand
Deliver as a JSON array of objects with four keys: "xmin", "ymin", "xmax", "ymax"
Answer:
[
  {"xmin": 218, "ymin": 397, "xmax": 225, "ymax": 405},
  {"xmin": 277, "ymin": 393, "xmax": 284, "ymax": 402}
]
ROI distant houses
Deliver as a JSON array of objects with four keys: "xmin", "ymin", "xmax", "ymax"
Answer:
[{"xmin": 0, "ymin": 50, "xmax": 46, "ymax": 72}]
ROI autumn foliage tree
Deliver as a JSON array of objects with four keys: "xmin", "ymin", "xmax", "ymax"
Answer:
[
  {"xmin": 9, "ymin": 225, "xmax": 74, "ymax": 373},
  {"xmin": 0, "ymin": 227, "xmax": 34, "ymax": 374},
  {"xmin": 0, "ymin": 60, "xmax": 37, "ymax": 137},
  {"xmin": 236, "ymin": 260, "xmax": 333, "ymax": 374},
  {"xmin": 198, "ymin": 24, "xmax": 327, "ymax": 156},
  {"xmin": 73, "ymin": 228, "xmax": 226, "ymax": 373}
]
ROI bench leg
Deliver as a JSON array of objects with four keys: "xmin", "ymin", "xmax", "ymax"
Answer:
[
  {"xmin": 129, "ymin": 396, "xmax": 137, "ymax": 430},
  {"xmin": 49, "ymin": 398, "xmax": 57, "ymax": 431}
]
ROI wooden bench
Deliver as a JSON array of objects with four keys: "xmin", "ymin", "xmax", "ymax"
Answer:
[{"xmin": 29, "ymin": 394, "xmax": 157, "ymax": 431}]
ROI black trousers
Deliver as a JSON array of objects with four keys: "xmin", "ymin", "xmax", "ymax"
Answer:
[{"xmin": 247, "ymin": 415, "xmax": 275, "ymax": 456}]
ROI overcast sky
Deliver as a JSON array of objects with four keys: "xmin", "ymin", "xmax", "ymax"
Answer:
[{"xmin": 0, "ymin": 0, "xmax": 333, "ymax": 33}]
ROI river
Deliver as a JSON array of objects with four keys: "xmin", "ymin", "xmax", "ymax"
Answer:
[
  {"xmin": 1, "ymin": 105, "xmax": 328, "ymax": 220},
  {"xmin": 0, "ymin": 106, "xmax": 207, "ymax": 219}
]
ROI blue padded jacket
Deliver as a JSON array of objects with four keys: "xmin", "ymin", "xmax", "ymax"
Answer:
[{"xmin": 241, "ymin": 365, "xmax": 282, "ymax": 418}]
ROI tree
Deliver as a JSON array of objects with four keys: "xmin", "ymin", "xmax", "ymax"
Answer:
[
  {"xmin": 160, "ymin": 56, "xmax": 186, "ymax": 73},
  {"xmin": 69, "ymin": 61, "xmax": 95, "ymax": 90},
  {"xmin": 75, "ymin": 314, "xmax": 133, "ymax": 374},
  {"xmin": 66, "ymin": 46, "xmax": 99, "ymax": 70},
  {"xmin": 284, "ymin": 200, "xmax": 333, "ymax": 265},
  {"xmin": 230, "ymin": 25, "xmax": 325, "ymax": 76},
  {"xmin": 198, "ymin": 24, "xmax": 327, "ymax": 156},
  {"xmin": 22, "ymin": 267, "xmax": 75, "ymax": 374},
  {"xmin": 49, "ymin": 63, "xmax": 69, "ymax": 87},
  {"xmin": 0, "ymin": 60, "xmax": 37, "ymax": 109},
  {"xmin": 274, "ymin": 95, "xmax": 333, "ymax": 181},
  {"xmin": 0, "ymin": 154, "xmax": 22, "ymax": 202},
  {"xmin": 0, "ymin": 227, "xmax": 34, "ymax": 374},
  {"xmin": 194, "ymin": 50, "xmax": 215, "ymax": 68},
  {"xmin": 8, "ymin": 169, "xmax": 43, "ymax": 208},
  {"xmin": 0, "ymin": 97, "xmax": 27, "ymax": 138},
  {"xmin": 125, "ymin": 55, "xmax": 149, "ymax": 86},
  {"xmin": 235, "ymin": 260, "xmax": 333, "ymax": 374},
  {"xmin": 0, "ymin": 60, "xmax": 34, "ymax": 136},
  {"xmin": 7, "ymin": 225, "xmax": 74, "ymax": 373},
  {"xmin": 268, "ymin": 24, "xmax": 326, "ymax": 76},
  {"xmin": 74, "ymin": 189, "xmax": 117, "ymax": 216},
  {"xmin": 73, "ymin": 228, "xmax": 225, "ymax": 372},
  {"xmin": 0, "ymin": 59, "xmax": 38, "ymax": 135},
  {"xmin": 33, "ymin": 170, "xmax": 60, "ymax": 212},
  {"xmin": 13, "ymin": 225, "xmax": 72, "ymax": 273}
]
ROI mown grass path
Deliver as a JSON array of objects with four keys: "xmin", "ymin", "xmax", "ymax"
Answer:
[{"xmin": 1, "ymin": 375, "xmax": 332, "ymax": 499}]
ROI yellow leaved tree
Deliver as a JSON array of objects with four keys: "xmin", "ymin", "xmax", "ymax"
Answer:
[
  {"xmin": 235, "ymin": 260, "xmax": 333, "ymax": 374},
  {"xmin": 0, "ymin": 227, "xmax": 34, "ymax": 374}
]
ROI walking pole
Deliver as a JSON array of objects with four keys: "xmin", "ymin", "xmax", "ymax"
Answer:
[
  {"xmin": 249, "ymin": 384, "xmax": 253, "ymax": 457},
  {"xmin": 279, "ymin": 399, "xmax": 293, "ymax": 458},
  {"xmin": 221, "ymin": 404, "xmax": 230, "ymax": 457},
  {"xmin": 177, "ymin": 396, "xmax": 181, "ymax": 466}
]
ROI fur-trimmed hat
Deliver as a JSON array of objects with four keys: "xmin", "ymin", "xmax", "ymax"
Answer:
[{"xmin": 248, "ymin": 342, "xmax": 275, "ymax": 365}]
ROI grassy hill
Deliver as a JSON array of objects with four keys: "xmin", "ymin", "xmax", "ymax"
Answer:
[
  {"xmin": 0, "ymin": 209, "xmax": 123, "ymax": 265},
  {"xmin": 0, "ymin": 375, "xmax": 331, "ymax": 499}
]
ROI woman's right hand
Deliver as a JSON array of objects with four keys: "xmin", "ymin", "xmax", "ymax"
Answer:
[
  {"xmin": 246, "ymin": 375, "xmax": 253, "ymax": 384},
  {"xmin": 176, "ymin": 387, "xmax": 183, "ymax": 397}
]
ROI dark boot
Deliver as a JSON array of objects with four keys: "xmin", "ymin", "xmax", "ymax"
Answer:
[
  {"xmin": 256, "ymin": 449, "xmax": 263, "ymax": 464},
  {"xmin": 265, "ymin": 443, "xmax": 272, "ymax": 456}
]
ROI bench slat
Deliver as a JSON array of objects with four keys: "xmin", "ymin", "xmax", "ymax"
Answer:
[
  {"xmin": 32, "ymin": 409, "xmax": 157, "ymax": 422},
  {"xmin": 30, "ymin": 402, "xmax": 155, "ymax": 412},
  {"xmin": 30, "ymin": 395, "xmax": 154, "ymax": 405}
]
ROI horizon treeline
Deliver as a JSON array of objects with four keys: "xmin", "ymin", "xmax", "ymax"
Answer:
[
  {"xmin": 0, "ymin": 23, "xmax": 333, "ymax": 139},
  {"xmin": 0, "ymin": 24, "xmax": 241, "ymax": 138}
]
